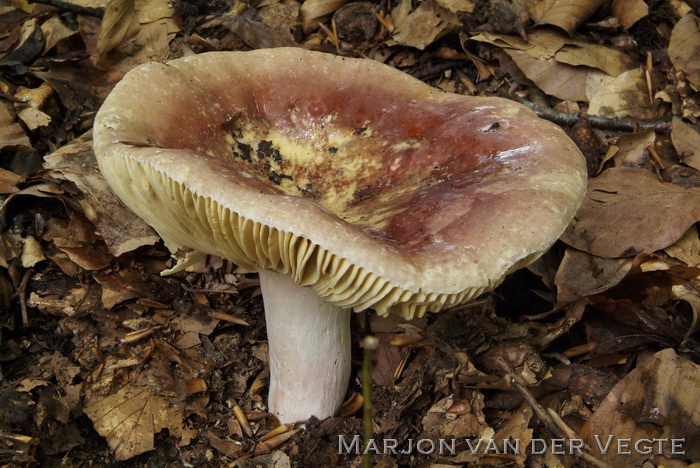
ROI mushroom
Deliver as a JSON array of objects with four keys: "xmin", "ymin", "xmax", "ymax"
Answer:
[{"xmin": 93, "ymin": 48, "xmax": 587, "ymax": 424}]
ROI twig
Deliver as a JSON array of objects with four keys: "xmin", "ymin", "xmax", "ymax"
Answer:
[
  {"xmin": 513, "ymin": 97, "xmax": 672, "ymax": 133},
  {"xmin": 18, "ymin": 270, "xmax": 32, "ymax": 327},
  {"xmin": 28, "ymin": 0, "xmax": 104, "ymax": 17},
  {"xmin": 412, "ymin": 60, "xmax": 465, "ymax": 80},
  {"xmin": 497, "ymin": 358, "xmax": 612, "ymax": 468},
  {"xmin": 0, "ymin": 92, "xmax": 24, "ymax": 103},
  {"xmin": 361, "ymin": 336, "xmax": 379, "ymax": 468}
]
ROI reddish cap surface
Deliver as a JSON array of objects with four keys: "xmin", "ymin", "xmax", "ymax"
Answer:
[{"xmin": 93, "ymin": 48, "xmax": 587, "ymax": 318}]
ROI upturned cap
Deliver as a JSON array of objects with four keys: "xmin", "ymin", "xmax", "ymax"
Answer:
[{"xmin": 93, "ymin": 48, "xmax": 587, "ymax": 318}]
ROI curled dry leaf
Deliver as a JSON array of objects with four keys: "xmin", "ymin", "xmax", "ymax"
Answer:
[
  {"xmin": 579, "ymin": 348, "xmax": 700, "ymax": 467},
  {"xmin": 0, "ymin": 105, "xmax": 32, "ymax": 151},
  {"xmin": 43, "ymin": 133, "xmax": 159, "ymax": 256},
  {"xmin": 611, "ymin": 0, "xmax": 648, "ymax": 30},
  {"xmin": 671, "ymin": 117, "xmax": 700, "ymax": 170},
  {"xmin": 504, "ymin": 49, "xmax": 589, "ymax": 101},
  {"xmin": 555, "ymin": 248, "xmax": 634, "ymax": 302},
  {"xmin": 611, "ymin": 128, "xmax": 655, "ymax": 167},
  {"xmin": 665, "ymin": 225, "xmax": 700, "ymax": 267},
  {"xmin": 0, "ymin": 167, "xmax": 25, "ymax": 194},
  {"xmin": 530, "ymin": 0, "xmax": 605, "ymax": 36},
  {"xmin": 97, "ymin": 0, "xmax": 141, "ymax": 57},
  {"xmin": 668, "ymin": 13, "xmax": 700, "ymax": 90},
  {"xmin": 300, "ymin": 0, "xmax": 349, "ymax": 33},
  {"xmin": 554, "ymin": 43, "xmax": 637, "ymax": 77},
  {"xmin": 561, "ymin": 167, "xmax": 700, "ymax": 258},
  {"xmin": 40, "ymin": 16, "xmax": 77, "ymax": 53},
  {"xmin": 588, "ymin": 68, "xmax": 656, "ymax": 119}
]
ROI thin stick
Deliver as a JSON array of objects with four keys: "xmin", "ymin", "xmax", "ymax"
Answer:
[
  {"xmin": 18, "ymin": 270, "xmax": 31, "ymax": 326},
  {"xmin": 361, "ymin": 336, "xmax": 379, "ymax": 468},
  {"xmin": 497, "ymin": 358, "xmax": 612, "ymax": 468},
  {"xmin": 513, "ymin": 97, "xmax": 671, "ymax": 133}
]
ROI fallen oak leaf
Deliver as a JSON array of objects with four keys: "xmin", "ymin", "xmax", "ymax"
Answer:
[{"xmin": 561, "ymin": 167, "xmax": 700, "ymax": 258}]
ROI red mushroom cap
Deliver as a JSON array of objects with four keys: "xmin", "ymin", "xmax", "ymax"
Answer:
[{"xmin": 93, "ymin": 48, "xmax": 587, "ymax": 318}]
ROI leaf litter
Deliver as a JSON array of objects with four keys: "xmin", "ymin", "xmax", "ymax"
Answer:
[{"xmin": 0, "ymin": 0, "xmax": 699, "ymax": 467}]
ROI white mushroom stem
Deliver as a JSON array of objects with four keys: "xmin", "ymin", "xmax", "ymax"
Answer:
[{"xmin": 258, "ymin": 268, "xmax": 351, "ymax": 424}]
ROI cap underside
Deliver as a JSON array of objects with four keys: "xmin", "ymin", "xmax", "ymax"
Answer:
[{"xmin": 93, "ymin": 48, "xmax": 587, "ymax": 318}]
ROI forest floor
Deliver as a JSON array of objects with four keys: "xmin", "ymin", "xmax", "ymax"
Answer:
[{"xmin": 1, "ymin": 0, "xmax": 700, "ymax": 466}]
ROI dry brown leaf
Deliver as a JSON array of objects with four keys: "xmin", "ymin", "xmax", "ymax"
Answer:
[
  {"xmin": 0, "ymin": 105, "xmax": 32, "ymax": 151},
  {"xmin": 84, "ymin": 384, "xmax": 194, "ymax": 460},
  {"xmin": 579, "ymin": 348, "xmax": 700, "ymax": 466},
  {"xmin": 422, "ymin": 394, "xmax": 490, "ymax": 440},
  {"xmin": 672, "ymin": 117, "xmax": 700, "ymax": 170},
  {"xmin": 110, "ymin": 18, "xmax": 179, "ymax": 72},
  {"xmin": 473, "ymin": 30, "xmax": 636, "ymax": 79},
  {"xmin": 134, "ymin": 0, "xmax": 174, "ymax": 23},
  {"xmin": 300, "ymin": 0, "xmax": 349, "ymax": 33},
  {"xmin": 0, "ymin": 167, "xmax": 25, "ymax": 194},
  {"xmin": 485, "ymin": 404, "xmax": 533, "ymax": 466},
  {"xmin": 40, "ymin": 16, "xmax": 77, "ymax": 52},
  {"xmin": 588, "ymin": 68, "xmax": 656, "ymax": 119},
  {"xmin": 668, "ymin": 13, "xmax": 700, "ymax": 90},
  {"xmin": 611, "ymin": 0, "xmax": 648, "ymax": 30},
  {"xmin": 43, "ymin": 133, "xmax": 160, "ymax": 256},
  {"xmin": 554, "ymin": 43, "xmax": 637, "ymax": 77},
  {"xmin": 529, "ymin": 0, "xmax": 605, "ymax": 36},
  {"xmin": 94, "ymin": 272, "xmax": 143, "ymax": 309},
  {"xmin": 611, "ymin": 128, "xmax": 655, "ymax": 167},
  {"xmin": 504, "ymin": 49, "xmax": 588, "ymax": 101},
  {"xmin": 561, "ymin": 167, "xmax": 700, "ymax": 258},
  {"xmin": 436, "ymin": 0, "xmax": 474, "ymax": 14},
  {"xmin": 555, "ymin": 248, "xmax": 634, "ymax": 302},
  {"xmin": 368, "ymin": 314, "xmax": 427, "ymax": 386},
  {"xmin": 97, "ymin": 0, "xmax": 141, "ymax": 57},
  {"xmin": 390, "ymin": 0, "xmax": 461, "ymax": 50},
  {"xmin": 222, "ymin": 12, "xmax": 296, "ymax": 49},
  {"xmin": 665, "ymin": 225, "xmax": 700, "ymax": 267},
  {"xmin": 669, "ymin": 0, "xmax": 693, "ymax": 17},
  {"xmin": 17, "ymin": 107, "xmax": 51, "ymax": 130},
  {"xmin": 468, "ymin": 31, "xmax": 531, "ymax": 50}
]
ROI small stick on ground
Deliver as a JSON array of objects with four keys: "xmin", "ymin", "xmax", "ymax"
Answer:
[
  {"xmin": 497, "ymin": 358, "xmax": 612, "ymax": 468},
  {"xmin": 17, "ymin": 269, "xmax": 32, "ymax": 326},
  {"xmin": 361, "ymin": 335, "xmax": 379, "ymax": 468},
  {"xmin": 412, "ymin": 60, "xmax": 465, "ymax": 80},
  {"xmin": 513, "ymin": 97, "xmax": 672, "ymax": 133}
]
